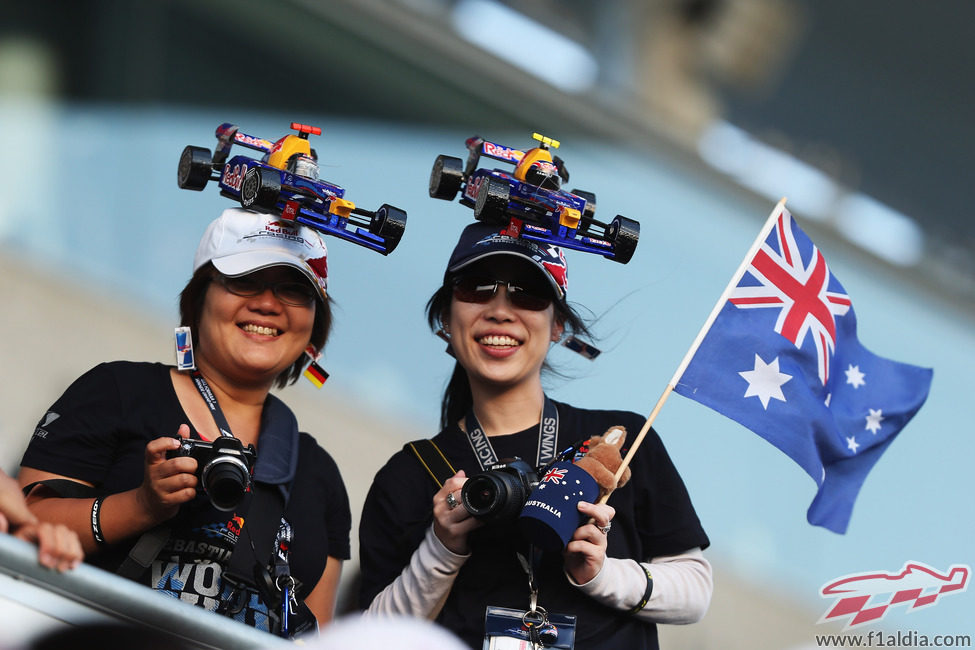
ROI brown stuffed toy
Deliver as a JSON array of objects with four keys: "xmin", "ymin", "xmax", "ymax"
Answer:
[{"xmin": 574, "ymin": 426, "xmax": 632, "ymax": 500}]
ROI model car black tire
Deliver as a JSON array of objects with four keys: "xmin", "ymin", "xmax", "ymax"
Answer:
[
  {"xmin": 473, "ymin": 178, "xmax": 510, "ymax": 224},
  {"xmin": 371, "ymin": 204, "xmax": 407, "ymax": 254},
  {"xmin": 177, "ymin": 146, "xmax": 213, "ymax": 191},
  {"xmin": 571, "ymin": 189, "xmax": 597, "ymax": 221},
  {"xmin": 429, "ymin": 155, "xmax": 464, "ymax": 200},
  {"xmin": 608, "ymin": 215, "xmax": 640, "ymax": 264},
  {"xmin": 239, "ymin": 167, "xmax": 281, "ymax": 211}
]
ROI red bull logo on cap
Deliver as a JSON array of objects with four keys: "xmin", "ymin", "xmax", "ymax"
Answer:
[{"xmin": 539, "ymin": 245, "xmax": 568, "ymax": 294}]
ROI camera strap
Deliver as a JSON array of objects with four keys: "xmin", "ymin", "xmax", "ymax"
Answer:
[
  {"xmin": 190, "ymin": 370, "xmax": 235, "ymax": 438},
  {"xmin": 406, "ymin": 439, "xmax": 457, "ymax": 488},
  {"xmin": 463, "ymin": 395, "xmax": 560, "ymax": 471},
  {"xmin": 157, "ymin": 371, "xmax": 307, "ymax": 635}
]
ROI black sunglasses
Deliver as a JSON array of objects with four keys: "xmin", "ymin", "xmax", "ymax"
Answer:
[
  {"xmin": 452, "ymin": 276, "xmax": 552, "ymax": 311},
  {"xmin": 215, "ymin": 274, "xmax": 317, "ymax": 307}
]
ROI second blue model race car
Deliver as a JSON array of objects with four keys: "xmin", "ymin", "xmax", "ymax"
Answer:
[
  {"xmin": 178, "ymin": 122, "xmax": 406, "ymax": 255},
  {"xmin": 429, "ymin": 133, "xmax": 639, "ymax": 263}
]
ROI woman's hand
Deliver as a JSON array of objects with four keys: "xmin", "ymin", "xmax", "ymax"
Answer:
[
  {"xmin": 14, "ymin": 521, "xmax": 84, "ymax": 571},
  {"xmin": 136, "ymin": 425, "xmax": 199, "ymax": 524},
  {"xmin": 2, "ymin": 470, "xmax": 84, "ymax": 571},
  {"xmin": 564, "ymin": 500, "xmax": 616, "ymax": 585},
  {"xmin": 432, "ymin": 471, "xmax": 482, "ymax": 555}
]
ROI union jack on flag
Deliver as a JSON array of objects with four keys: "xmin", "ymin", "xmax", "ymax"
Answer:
[
  {"xmin": 674, "ymin": 202, "xmax": 932, "ymax": 533},
  {"xmin": 728, "ymin": 215, "xmax": 851, "ymax": 385},
  {"xmin": 542, "ymin": 467, "xmax": 568, "ymax": 485}
]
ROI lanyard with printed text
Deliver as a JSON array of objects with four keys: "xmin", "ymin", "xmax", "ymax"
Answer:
[
  {"xmin": 463, "ymin": 396, "xmax": 559, "ymax": 471},
  {"xmin": 190, "ymin": 370, "xmax": 235, "ymax": 439}
]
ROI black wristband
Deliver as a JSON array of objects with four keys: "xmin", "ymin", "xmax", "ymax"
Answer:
[
  {"xmin": 91, "ymin": 496, "xmax": 107, "ymax": 546},
  {"xmin": 627, "ymin": 563, "xmax": 653, "ymax": 616}
]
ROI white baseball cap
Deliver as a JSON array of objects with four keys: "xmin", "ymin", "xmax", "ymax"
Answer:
[{"xmin": 193, "ymin": 208, "xmax": 329, "ymax": 299}]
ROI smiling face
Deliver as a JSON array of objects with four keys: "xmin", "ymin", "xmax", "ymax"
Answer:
[
  {"xmin": 195, "ymin": 266, "xmax": 316, "ymax": 389},
  {"xmin": 444, "ymin": 257, "xmax": 563, "ymax": 398}
]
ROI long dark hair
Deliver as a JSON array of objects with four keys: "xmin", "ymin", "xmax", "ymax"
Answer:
[
  {"xmin": 179, "ymin": 262, "xmax": 332, "ymax": 389},
  {"xmin": 425, "ymin": 278, "xmax": 591, "ymax": 430}
]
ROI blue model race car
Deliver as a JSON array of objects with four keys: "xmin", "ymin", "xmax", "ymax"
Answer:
[
  {"xmin": 178, "ymin": 122, "xmax": 406, "ymax": 255},
  {"xmin": 428, "ymin": 133, "xmax": 639, "ymax": 263}
]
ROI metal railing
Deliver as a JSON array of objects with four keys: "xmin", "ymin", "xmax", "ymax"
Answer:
[{"xmin": 0, "ymin": 534, "xmax": 290, "ymax": 649}]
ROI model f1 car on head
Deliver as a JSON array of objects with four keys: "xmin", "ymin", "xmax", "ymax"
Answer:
[
  {"xmin": 429, "ymin": 133, "xmax": 639, "ymax": 263},
  {"xmin": 178, "ymin": 122, "xmax": 407, "ymax": 255}
]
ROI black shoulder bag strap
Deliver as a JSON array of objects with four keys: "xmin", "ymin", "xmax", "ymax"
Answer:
[
  {"xmin": 117, "ymin": 526, "xmax": 171, "ymax": 579},
  {"xmin": 216, "ymin": 394, "xmax": 315, "ymax": 637},
  {"xmin": 407, "ymin": 439, "xmax": 457, "ymax": 488},
  {"xmin": 21, "ymin": 478, "xmax": 97, "ymax": 499},
  {"xmin": 405, "ymin": 439, "xmax": 458, "ymax": 621},
  {"xmin": 217, "ymin": 481, "xmax": 287, "ymax": 616}
]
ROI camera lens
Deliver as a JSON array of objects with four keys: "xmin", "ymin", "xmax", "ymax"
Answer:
[
  {"xmin": 462, "ymin": 474, "xmax": 502, "ymax": 515},
  {"xmin": 462, "ymin": 472, "xmax": 529, "ymax": 523},
  {"xmin": 201, "ymin": 457, "xmax": 250, "ymax": 511}
]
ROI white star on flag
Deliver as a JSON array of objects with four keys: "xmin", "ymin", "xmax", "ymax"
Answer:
[
  {"xmin": 846, "ymin": 436, "xmax": 860, "ymax": 453},
  {"xmin": 845, "ymin": 364, "xmax": 866, "ymax": 388},
  {"xmin": 865, "ymin": 408, "xmax": 884, "ymax": 434},
  {"xmin": 739, "ymin": 354, "xmax": 792, "ymax": 409}
]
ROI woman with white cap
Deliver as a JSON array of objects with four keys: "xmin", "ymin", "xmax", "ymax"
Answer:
[
  {"xmin": 358, "ymin": 223, "xmax": 712, "ymax": 649},
  {"xmin": 18, "ymin": 208, "xmax": 350, "ymax": 638}
]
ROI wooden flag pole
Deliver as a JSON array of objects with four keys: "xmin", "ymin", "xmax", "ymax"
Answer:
[{"xmin": 596, "ymin": 198, "xmax": 789, "ymax": 505}]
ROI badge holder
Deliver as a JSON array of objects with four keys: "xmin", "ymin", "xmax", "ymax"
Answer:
[
  {"xmin": 483, "ymin": 548, "xmax": 576, "ymax": 650},
  {"xmin": 483, "ymin": 606, "xmax": 575, "ymax": 650}
]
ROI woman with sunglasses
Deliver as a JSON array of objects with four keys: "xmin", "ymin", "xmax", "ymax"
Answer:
[
  {"xmin": 358, "ymin": 223, "xmax": 712, "ymax": 649},
  {"xmin": 18, "ymin": 208, "xmax": 351, "ymax": 638}
]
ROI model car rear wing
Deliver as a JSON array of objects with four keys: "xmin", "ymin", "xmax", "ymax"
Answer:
[
  {"xmin": 214, "ymin": 122, "xmax": 274, "ymax": 160},
  {"xmin": 464, "ymin": 136, "xmax": 526, "ymax": 176}
]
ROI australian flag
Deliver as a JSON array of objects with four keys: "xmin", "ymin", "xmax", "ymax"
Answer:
[{"xmin": 673, "ymin": 203, "xmax": 932, "ymax": 533}]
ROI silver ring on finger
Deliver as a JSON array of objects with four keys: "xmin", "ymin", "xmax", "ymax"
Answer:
[
  {"xmin": 446, "ymin": 490, "xmax": 459, "ymax": 510},
  {"xmin": 598, "ymin": 522, "xmax": 612, "ymax": 535}
]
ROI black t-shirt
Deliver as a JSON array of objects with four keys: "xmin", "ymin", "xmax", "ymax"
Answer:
[
  {"xmin": 358, "ymin": 401, "xmax": 709, "ymax": 650},
  {"xmin": 21, "ymin": 361, "xmax": 351, "ymax": 631}
]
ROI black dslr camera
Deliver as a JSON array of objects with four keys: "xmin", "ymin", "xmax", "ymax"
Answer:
[
  {"xmin": 167, "ymin": 437, "xmax": 257, "ymax": 511},
  {"xmin": 461, "ymin": 457, "xmax": 539, "ymax": 524}
]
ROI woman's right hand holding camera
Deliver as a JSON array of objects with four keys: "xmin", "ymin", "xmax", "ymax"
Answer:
[
  {"xmin": 433, "ymin": 471, "xmax": 482, "ymax": 555},
  {"xmin": 137, "ymin": 424, "xmax": 198, "ymax": 524}
]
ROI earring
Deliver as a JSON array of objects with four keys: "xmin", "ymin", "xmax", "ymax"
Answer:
[
  {"xmin": 435, "ymin": 329, "xmax": 456, "ymax": 358},
  {"xmin": 175, "ymin": 326, "xmax": 195, "ymax": 371},
  {"xmin": 562, "ymin": 335, "xmax": 601, "ymax": 360},
  {"xmin": 303, "ymin": 345, "xmax": 329, "ymax": 389}
]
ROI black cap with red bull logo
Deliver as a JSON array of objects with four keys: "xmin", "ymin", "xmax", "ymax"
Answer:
[{"xmin": 445, "ymin": 223, "xmax": 568, "ymax": 300}]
